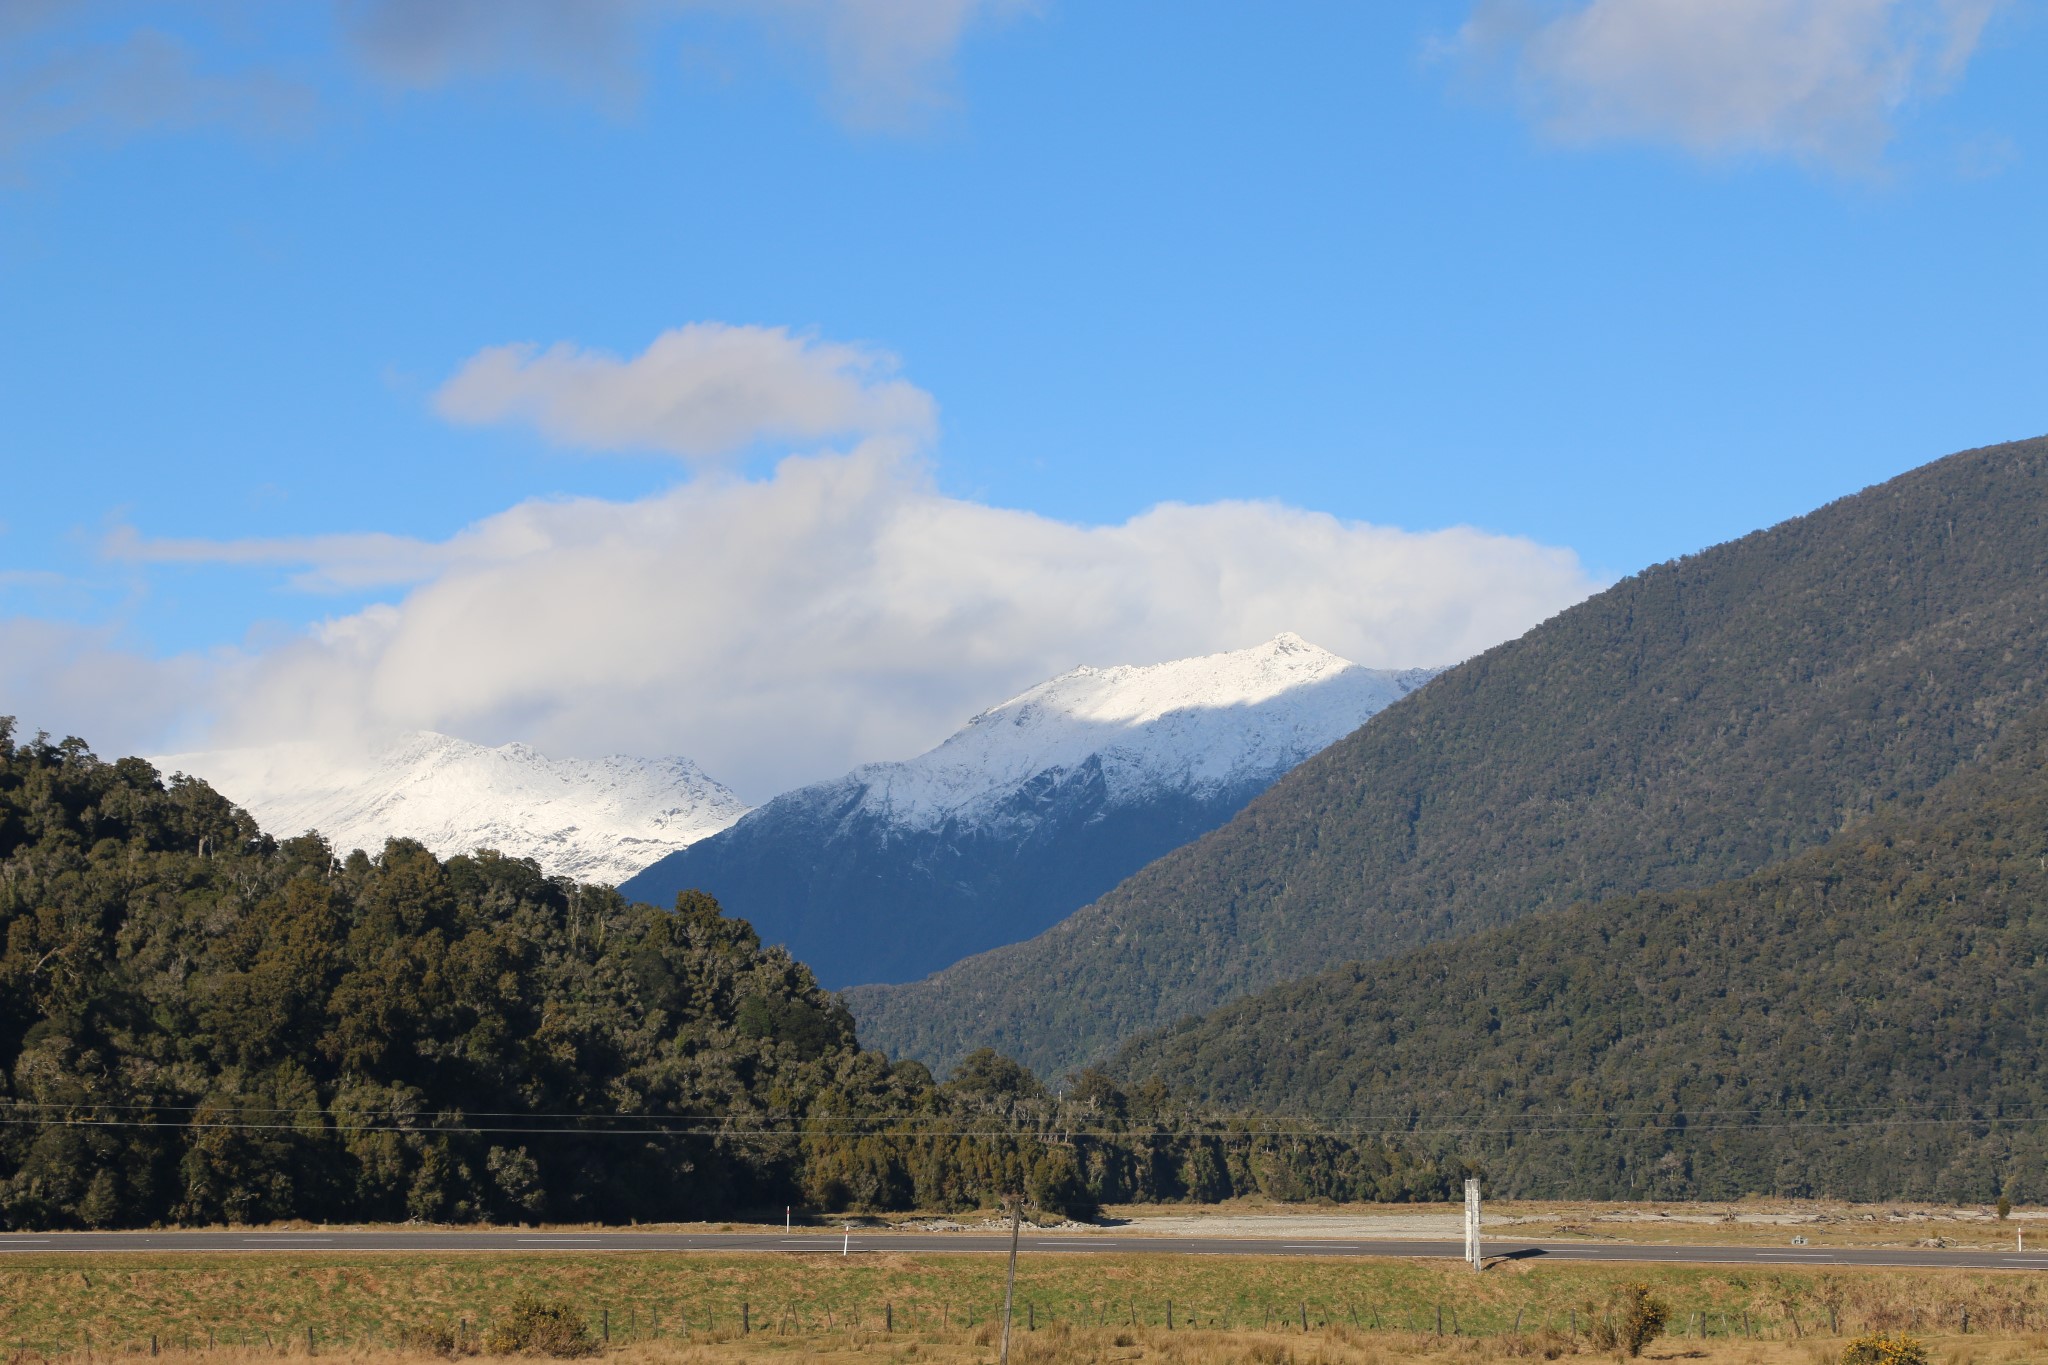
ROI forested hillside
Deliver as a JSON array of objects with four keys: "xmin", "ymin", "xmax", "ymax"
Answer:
[
  {"xmin": 850, "ymin": 436, "xmax": 2048, "ymax": 1077},
  {"xmin": 1113, "ymin": 700, "xmax": 2048, "ymax": 1203},
  {"xmin": 0, "ymin": 722, "xmax": 1468, "ymax": 1229}
]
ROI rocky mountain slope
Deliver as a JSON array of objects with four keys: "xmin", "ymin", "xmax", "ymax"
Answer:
[
  {"xmin": 622, "ymin": 634, "xmax": 1434, "ymax": 986},
  {"xmin": 847, "ymin": 435, "xmax": 2048, "ymax": 1078},
  {"xmin": 155, "ymin": 731, "xmax": 748, "ymax": 885}
]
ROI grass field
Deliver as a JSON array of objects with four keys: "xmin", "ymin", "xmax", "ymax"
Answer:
[
  {"xmin": 1086, "ymin": 1198, "xmax": 2043, "ymax": 1252},
  {"xmin": 2, "ymin": 1252, "xmax": 2044, "ymax": 1363}
]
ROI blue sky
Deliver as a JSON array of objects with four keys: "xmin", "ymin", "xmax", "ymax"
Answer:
[{"xmin": 3, "ymin": 1, "xmax": 2045, "ymax": 796}]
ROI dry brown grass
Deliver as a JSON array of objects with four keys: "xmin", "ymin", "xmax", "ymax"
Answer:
[
  {"xmin": 1086, "ymin": 1198, "xmax": 2044, "ymax": 1253},
  {"xmin": 0, "ymin": 1253, "xmax": 2042, "ymax": 1364},
  {"xmin": 14, "ymin": 1328, "xmax": 2048, "ymax": 1365}
]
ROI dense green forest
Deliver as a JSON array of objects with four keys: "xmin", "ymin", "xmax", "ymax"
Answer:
[
  {"xmin": 1112, "ymin": 700, "xmax": 2048, "ymax": 1203},
  {"xmin": 0, "ymin": 721, "xmax": 1470, "ymax": 1229},
  {"xmin": 851, "ymin": 435, "xmax": 2048, "ymax": 1078}
]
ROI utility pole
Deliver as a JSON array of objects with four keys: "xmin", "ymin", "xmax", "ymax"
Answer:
[
  {"xmin": 999, "ymin": 1195, "xmax": 1022, "ymax": 1365},
  {"xmin": 1464, "ymin": 1178, "xmax": 1482, "ymax": 1272}
]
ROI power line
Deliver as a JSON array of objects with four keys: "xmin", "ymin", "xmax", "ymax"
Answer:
[
  {"xmin": 0, "ymin": 1098, "xmax": 2019, "ymax": 1122},
  {"xmin": 5, "ymin": 1112, "xmax": 2046, "ymax": 1138}
]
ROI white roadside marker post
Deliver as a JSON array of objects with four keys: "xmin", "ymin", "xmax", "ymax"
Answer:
[{"xmin": 1465, "ymin": 1178, "xmax": 1482, "ymax": 1272}]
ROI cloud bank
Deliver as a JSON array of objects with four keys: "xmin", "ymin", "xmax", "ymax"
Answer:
[
  {"xmin": 105, "ymin": 443, "xmax": 1598, "ymax": 800},
  {"xmin": 23, "ymin": 320, "xmax": 1600, "ymax": 798},
  {"xmin": 1456, "ymin": 0, "xmax": 2009, "ymax": 165}
]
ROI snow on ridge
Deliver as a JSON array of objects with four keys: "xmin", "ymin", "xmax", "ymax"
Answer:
[
  {"xmin": 836, "ymin": 634, "xmax": 1437, "ymax": 831},
  {"xmin": 153, "ymin": 731, "xmax": 749, "ymax": 886}
]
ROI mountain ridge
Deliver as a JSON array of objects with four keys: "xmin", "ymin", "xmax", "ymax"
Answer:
[
  {"xmin": 623, "ymin": 634, "xmax": 1435, "ymax": 987},
  {"xmin": 846, "ymin": 434, "xmax": 2048, "ymax": 1078}
]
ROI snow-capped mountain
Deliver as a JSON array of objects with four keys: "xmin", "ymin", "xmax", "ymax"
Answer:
[
  {"xmin": 620, "ymin": 634, "xmax": 1436, "ymax": 987},
  {"xmin": 155, "ymin": 731, "xmax": 750, "ymax": 886}
]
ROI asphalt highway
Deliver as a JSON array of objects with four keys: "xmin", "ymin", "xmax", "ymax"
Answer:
[{"xmin": 0, "ymin": 1228, "xmax": 2040, "ymax": 1271}]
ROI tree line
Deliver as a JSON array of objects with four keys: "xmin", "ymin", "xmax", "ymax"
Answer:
[{"xmin": 0, "ymin": 720, "xmax": 1466, "ymax": 1229}]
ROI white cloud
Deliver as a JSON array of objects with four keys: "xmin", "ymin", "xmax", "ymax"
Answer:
[
  {"xmin": 0, "ymin": 16, "xmax": 313, "ymax": 160},
  {"xmin": 2, "ymin": 0, "xmax": 1019, "ymax": 162},
  {"xmin": 338, "ymin": 0, "xmax": 1024, "ymax": 127},
  {"xmin": 103, "ymin": 524, "xmax": 465, "ymax": 592},
  {"xmin": 336, "ymin": 0, "xmax": 652, "ymax": 92},
  {"xmin": 434, "ymin": 323, "xmax": 938, "ymax": 459},
  {"xmin": 0, "ymin": 618, "xmax": 209, "ymax": 758},
  {"xmin": 120, "ymin": 442, "xmax": 1600, "ymax": 801},
  {"xmin": 1456, "ymin": 0, "xmax": 2008, "ymax": 165},
  {"xmin": 731, "ymin": 0, "xmax": 1032, "ymax": 129}
]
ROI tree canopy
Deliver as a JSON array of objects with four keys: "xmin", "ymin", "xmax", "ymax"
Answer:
[{"xmin": 0, "ymin": 720, "xmax": 1462, "ymax": 1228}]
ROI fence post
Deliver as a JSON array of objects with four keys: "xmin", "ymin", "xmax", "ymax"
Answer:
[
  {"xmin": 602, "ymin": 1308, "xmax": 609, "ymax": 1345},
  {"xmin": 999, "ymin": 1197, "xmax": 1022, "ymax": 1365},
  {"xmin": 742, "ymin": 1302, "xmax": 750, "ymax": 1335},
  {"xmin": 885, "ymin": 1303, "xmax": 892, "ymax": 1332}
]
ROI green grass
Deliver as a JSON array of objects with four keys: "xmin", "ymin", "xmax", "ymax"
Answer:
[{"xmin": 0, "ymin": 1253, "xmax": 2039, "ymax": 1356}]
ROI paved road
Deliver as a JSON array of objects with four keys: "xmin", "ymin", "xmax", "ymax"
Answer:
[{"xmin": 0, "ymin": 1229, "xmax": 2041, "ymax": 1271}]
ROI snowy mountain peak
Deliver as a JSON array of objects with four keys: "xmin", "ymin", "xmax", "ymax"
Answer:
[
  {"xmin": 842, "ymin": 635, "xmax": 1438, "ymax": 832},
  {"xmin": 964, "ymin": 632, "xmax": 1362, "ymax": 734},
  {"xmin": 619, "ymin": 635, "xmax": 1440, "ymax": 987},
  {"xmin": 154, "ymin": 731, "xmax": 749, "ymax": 886}
]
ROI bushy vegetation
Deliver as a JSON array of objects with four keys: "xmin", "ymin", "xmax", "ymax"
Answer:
[
  {"xmin": 1114, "ymin": 702, "xmax": 2048, "ymax": 1201},
  {"xmin": 853, "ymin": 436, "xmax": 2048, "ymax": 1078},
  {"xmin": 1586, "ymin": 1284, "xmax": 1668, "ymax": 1358},
  {"xmin": 0, "ymin": 721, "xmax": 1461, "ymax": 1229},
  {"xmin": 481, "ymin": 1298, "xmax": 595, "ymax": 1357},
  {"xmin": 1839, "ymin": 1334, "xmax": 1931, "ymax": 1365}
]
